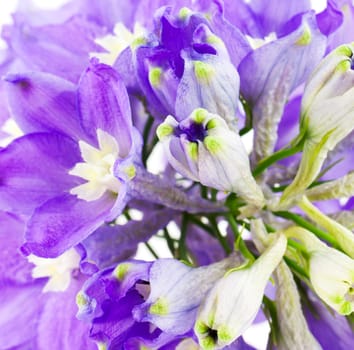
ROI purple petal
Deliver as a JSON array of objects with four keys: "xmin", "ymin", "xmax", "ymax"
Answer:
[
  {"xmin": 78, "ymin": 60, "xmax": 133, "ymax": 156},
  {"xmin": 0, "ymin": 133, "xmax": 80, "ymax": 214},
  {"xmin": 81, "ymin": 208, "xmax": 175, "ymax": 270},
  {"xmin": 316, "ymin": 0, "xmax": 343, "ymax": 37},
  {"xmin": 22, "ymin": 193, "xmax": 115, "ymax": 258},
  {"xmin": 304, "ymin": 290, "xmax": 354, "ymax": 349},
  {"xmin": 239, "ymin": 12, "xmax": 326, "ymax": 160},
  {"xmin": 37, "ymin": 274, "xmax": 96, "ymax": 350},
  {"xmin": 5, "ymin": 16, "xmax": 101, "ymax": 83},
  {"xmin": 0, "ymin": 212, "xmax": 35, "ymax": 285},
  {"xmin": 5, "ymin": 71, "xmax": 87, "ymax": 141},
  {"xmin": 0, "ymin": 281, "xmax": 47, "ymax": 348},
  {"xmin": 249, "ymin": 0, "xmax": 312, "ymax": 36}
]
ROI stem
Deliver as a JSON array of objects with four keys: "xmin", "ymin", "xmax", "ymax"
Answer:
[
  {"xmin": 252, "ymin": 144, "xmax": 302, "ymax": 178},
  {"xmin": 178, "ymin": 214, "xmax": 190, "ymax": 261},
  {"xmin": 273, "ymin": 211, "xmax": 338, "ymax": 247},
  {"xmin": 209, "ymin": 217, "xmax": 232, "ymax": 254},
  {"xmin": 227, "ymin": 214, "xmax": 255, "ymax": 261},
  {"xmin": 145, "ymin": 242, "xmax": 159, "ymax": 259},
  {"xmin": 284, "ymin": 256, "xmax": 309, "ymax": 279},
  {"xmin": 298, "ymin": 196, "xmax": 354, "ymax": 258},
  {"xmin": 163, "ymin": 228, "xmax": 176, "ymax": 257},
  {"xmin": 142, "ymin": 115, "xmax": 155, "ymax": 166}
]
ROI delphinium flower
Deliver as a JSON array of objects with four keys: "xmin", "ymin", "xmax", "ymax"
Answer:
[{"xmin": 0, "ymin": 1, "xmax": 353, "ymax": 350}]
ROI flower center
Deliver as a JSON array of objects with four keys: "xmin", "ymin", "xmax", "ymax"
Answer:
[
  {"xmin": 69, "ymin": 129, "xmax": 121, "ymax": 201},
  {"xmin": 28, "ymin": 248, "xmax": 81, "ymax": 292},
  {"xmin": 175, "ymin": 121, "xmax": 206, "ymax": 142}
]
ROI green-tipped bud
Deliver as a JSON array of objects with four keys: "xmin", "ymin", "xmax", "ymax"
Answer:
[
  {"xmin": 285, "ymin": 226, "xmax": 354, "ymax": 315},
  {"xmin": 279, "ymin": 43, "xmax": 354, "ymax": 208},
  {"xmin": 195, "ymin": 234, "xmax": 287, "ymax": 349}
]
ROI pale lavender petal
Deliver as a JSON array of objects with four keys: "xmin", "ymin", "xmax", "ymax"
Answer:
[{"xmin": 5, "ymin": 16, "xmax": 101, "ymax": 83}]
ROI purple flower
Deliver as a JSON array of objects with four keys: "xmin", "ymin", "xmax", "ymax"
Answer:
[
  {"xmin": 1, "ymin": 60, "xmax": 138, "ymax": 258},
  {"xmin": 0, "ymin": 211, "xmax": 96, "ymax": 350}
]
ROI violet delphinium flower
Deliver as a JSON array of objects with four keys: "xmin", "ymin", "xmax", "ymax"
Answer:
[
  {"xmin": 1, "ymin": 0, "xmax": 354, "ymax": 349},
  {"xmin": 1, "ymin": 60, "xmax": 138, "ymax": 258}
]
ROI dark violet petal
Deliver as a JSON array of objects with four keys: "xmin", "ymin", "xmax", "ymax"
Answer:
[
  {"xmin": 37, "ymin": 274, "xmax": 96, "ymax": 350},
  {"xmin": 0, "ymin": 133, "xmax": 80, "ymax": 215},
  {"xmin": 5, "ymin": 71, "xmax": 87, "ymax": 141},
  {"xmin": 22, "ymin": 193, "xmax": 115, "ymax": 258},
  {"xmin": 82, "ymin": 208, "xmax": 175, "ymax": 270},
  {"xmin": 0, "ymin": 281, "xmax": 47, "ymax": 349},
  {"xmin": 322, "ymin": 0, "xmax": 354, "ymax": 52},
  {"xmin": 78, "ymin": 60, "xmax": 133, "ymax": 156},
  {"xmin": 316, "ymin": 0, "xmax": 343, "ymax": 37},
  {"xmin": 0, "ymin": 212, "xmax": 35, "ymax": 285},
  {"xmin": 90, "ymin": 289, "xmax": 145, "ymax": 346}
]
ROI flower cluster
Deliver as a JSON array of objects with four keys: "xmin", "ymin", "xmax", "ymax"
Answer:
[{"xmin": 0, "ymin": 0, "xmax": 353, "ymax": 349}]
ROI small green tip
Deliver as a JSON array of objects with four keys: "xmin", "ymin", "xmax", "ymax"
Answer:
[
  {"xmin": 296, "ymin": 25, "xmax": 312, "ymax": 46},
  {"xmin": 113, "ymin": 263, "xmax": 130, "ymax": 281},
  {"xmin": 149, "ymin": 297, "xmax": 169, "ymax": 315},
  {"xmin": 76, "ymin": 291, "xmax": 88, "ymax": 307},
  {"xmin": 132, "ymin": 36, "xmax": 146, "ymax": 49},
  {"xmin": 204, "ymin": 136, "xmax": 222, "ymax": 154},
  {"xmin": 206, "ymin": 118, "xmax": 221, "ymax": 130},
  {"xmin": 193, "ymin": 108, "xmax": 208, "ymax": 123},
  {"xmin": 335, "ymin": 44, "xmax": 353, "ymax": 58},
  {"xmin": 179, "ymin": 7, "xmax": 192, "ymax": 20},
  {"xmin": 207, "ymin": 35, "xmax": 222, "ymax": 45},
  {"xmin": 123, "ymin": 164, "xmax": 136, "ymax": 180},
  {"xmin": 187, "ymin": 142, "xmax": 199, "ymax": 160},
  {"xmin": 156, "ymin": 123, "xmax": 174, "ymax": 140},
  {"xmin": 149, "ymin": 67, "xmax": 162, "ymax": 87},
  {"xmin": 194, "ymin": 61, "xmax": 214, "ymax": 83},
  {"xmin": 335, "ymin": 59, "xmax": 351, "ymax": 73}
]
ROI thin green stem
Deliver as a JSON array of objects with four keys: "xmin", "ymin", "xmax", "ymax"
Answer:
[
  {"xmin": 142, "ymin": 115, "xmax": 155, "ymax": 166},
  {"xmin": 145, "ymin": 242, "xmax": 159, "ymax": 259},
  {"xmin": 178, "ymin": 214, "xmax": 190, "ymax": 261},
  {"xmin": 252, "ymin": 144, "xmax": 302, "ymax": 178},
  {"xmin": 209, "ymin": 217, "xmax": 231, "ymax": 254},
  {"xmin": 273, "ymin": 211, "xmax": 339, "ymax": 247},
  {"xmin": 284, "ymin": 256, "xmax": 309, "ymax": 279},
  {"xmin": 163, "ymin": 228, "xmax": 176, "ymax": 257},
  {"xmin": 227, "ymin": 214, "xmax": 255, "ymax": 261}
]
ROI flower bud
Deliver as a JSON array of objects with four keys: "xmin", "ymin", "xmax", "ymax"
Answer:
[
  {"xmin": 157, "ymin": 108, "xmax": 264, "ymax": 208},
  {"xmin": 194, "ymin": 234, "xmax": 287, "ymax": 349},
  {"xmin": 286, "ymin": 226, "xmax": 354, "ymax": 315},
  {"xmin": 280, "ymin": 43, "xmax": 354, "ymax": 208}
]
